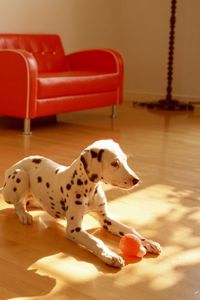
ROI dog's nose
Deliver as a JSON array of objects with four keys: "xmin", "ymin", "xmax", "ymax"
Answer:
[{"xmin": 132, "ymin": 177, "xmax": 139, "ymax": 185}]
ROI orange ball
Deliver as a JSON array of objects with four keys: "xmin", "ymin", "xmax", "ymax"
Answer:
[{"xmin": 119, "ymin": 233, "xmax": 146, "ymax": 257}]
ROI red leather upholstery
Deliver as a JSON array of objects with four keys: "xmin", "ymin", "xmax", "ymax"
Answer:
[
  {"xmin": 0, "ymin": 34, "xmax": 124, "ymax": 131},
  {"xmin": 37, "ymin": 71, "xmax": 119, "ymax": 99}
]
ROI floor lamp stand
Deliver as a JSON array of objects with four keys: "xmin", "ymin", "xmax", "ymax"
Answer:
[{"xmin": 133, "ymin": 0, "xmax": 194, "ymax": 111}]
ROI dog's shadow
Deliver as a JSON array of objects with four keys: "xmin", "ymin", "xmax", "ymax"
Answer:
[{"xmin": 0, "ymin": 208, "xmax": 123, "ymax": 299}]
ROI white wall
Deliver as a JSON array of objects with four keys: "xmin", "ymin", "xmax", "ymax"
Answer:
[
  {"xmin": 120, "ymin": 0, "xmax": 200, "ymax": 102},
  {"xmin": 174, "ymin": 0, "xmax": 200, "ymax": 100},
  {"xmin": 0, "ymin": 0, "xmax": 120, "ymax": 51},
  {"xmin": 119, "ymin": 0, "xmax": 169, "ymax": 101},
  {"xmin": 60, "ymin": 0, "xmax": 121, "ymax": 52},
  {"xmin": 0, "ymin": 0, "xmax": 200, "ymax": 102}
]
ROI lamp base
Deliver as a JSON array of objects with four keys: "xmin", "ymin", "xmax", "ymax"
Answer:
[{"xmin": 133, "ymin": 99, "xmax": 194, "ymax": 111}]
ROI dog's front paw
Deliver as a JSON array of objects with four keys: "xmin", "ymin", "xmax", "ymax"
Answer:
[
  {"xmin": 101, "ymin": 250, "xmax": 125, "ymax": 268},
  {"xmin": 17, "ymin": 211, "xmax": 33, "ymax": 225},
  {"xmin": 142, "ymin": 239, "xmax": 162, "ymax": 255}
]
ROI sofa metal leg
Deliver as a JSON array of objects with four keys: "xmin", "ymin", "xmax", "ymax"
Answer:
[
  {"xmin": 23, "ymin": 118, "xmax": 32, "ymax": 135},
  {"xmin": 111, "ymin": 105, "xmax": 117, "ymax": 118}
]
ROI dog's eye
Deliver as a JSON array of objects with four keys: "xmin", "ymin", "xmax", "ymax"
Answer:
[{"xmin": 111, "ymin": 160, "xmax": 120, "ymax": 168}]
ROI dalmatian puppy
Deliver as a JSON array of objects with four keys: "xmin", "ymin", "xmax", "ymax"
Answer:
[{"xmin": 1, "ymin": 139, "xmax": 161, "ymax": 267}]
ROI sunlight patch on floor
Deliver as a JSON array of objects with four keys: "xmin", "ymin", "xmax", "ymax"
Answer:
[
  {"xmin": 29, "ymin": 253, "xmax": 99, "ymax": 283},
  {"xmin": 106, "ymin": 184, "xmax": 177, "ymax": 226}
]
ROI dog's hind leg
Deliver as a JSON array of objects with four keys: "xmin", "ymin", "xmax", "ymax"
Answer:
[{"xmin": 2, "ymin": 168, "xmax": 32, "ymax": 224}]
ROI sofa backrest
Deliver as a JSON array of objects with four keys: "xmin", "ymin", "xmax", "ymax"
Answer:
[{"xmin": 0, "ymin": 34, "xmax": 68, "ymax": 72}]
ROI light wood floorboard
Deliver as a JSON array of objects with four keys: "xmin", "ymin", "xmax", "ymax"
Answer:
[{"xmin": 0, "ymin": 103, "xmax": 199, "ymax": 300}]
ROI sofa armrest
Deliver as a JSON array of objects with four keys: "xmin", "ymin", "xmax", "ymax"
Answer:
[
  {"xmin": 66, "ymin": 49, "xmax": 124, "ymax": 74},
  {"xmin": 0, "ymin": 49, "xmax": 38, "ymax": 119},
  {"xmin": 66, "ymin": 49, "xmax": 124, "ymax": 104}
]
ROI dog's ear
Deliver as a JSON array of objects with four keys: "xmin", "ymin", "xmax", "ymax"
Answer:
[{"xmin": 80, "ymin": 148, "xmax": 104, "ymax": 182}]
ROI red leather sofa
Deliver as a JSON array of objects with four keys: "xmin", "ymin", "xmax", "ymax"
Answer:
[{"xmin": 0, "ymin": 34, "xmax": 124, "ymax": 134}]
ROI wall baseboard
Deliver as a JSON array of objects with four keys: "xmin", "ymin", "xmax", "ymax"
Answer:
[{"xmin": 124, "ymin": 91, "xmax": 200, "ymax": 104}]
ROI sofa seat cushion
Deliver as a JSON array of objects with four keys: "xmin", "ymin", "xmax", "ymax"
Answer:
[{"xmin": 37, "ymin": 71, "xmax": 119, "ymax": 99}]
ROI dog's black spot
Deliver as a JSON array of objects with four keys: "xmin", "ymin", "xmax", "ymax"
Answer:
[
  {"xmin": 75, "ymin": 227, "xmax": 81, "ymax": 232},
  {"xmin": 73, "ymin": 170, "xmax": 77, "ymax": 178},
  {"xmin": 55, "ymin": 214, "xmax": 60, "ymax": 218},
  {"xmin": 60, "ymin": 186, "xmax": 64, "ymax": 194},
  {"xmin": 51, "ymin": 202, "xmax": 55, "ymax": 206},
  {"xmin": 76, "ymin": 193, "xmax": 81, "ymax": 199},
  {"xmin": 141, "ymin": 238, "xmax": 146, "ymax": 242},
  {"xmin": 60, "ymin": 199, "xmax": 66, "ymax": 211},
  {"xmin": 8, "ymin": 175, "xmax": 11, "ymax": 179},
  {"xmin": 16, "ymin": 178, "xmax": 21, "ymax": 184},
  {"xmin": 60, "ymin": 199, "xmax": 65, "ymax": 206},
  {"xmin": 91, "ymin": 150, "xmax": 98, "ymax": 158},
  {"xmin": 12, "ymin": 175, "xmax": 15, "ymax": 180},
  {"xmin": 32, "ymin": 158, "xmax": 42, "ymax": 164},
  {"xmin": 89, "ymin": 174, "xmax": 98, "ymax": 182},
  {"xmin": 71, "ymin": 229, "xmax": 74, "ymax": 233},
  {"xmin": 97, "ymin": 149, "xmax": 104, "ymax": 162},
  {"xmin": 71, "ymin": 180, "xmax": 74, "ymax": 185},
  {"xmin": 55, "ymin": 169, "xmax": 59, "ymax": 174},
  {"xmin": 119, "ymin": 232, "xmax": 124, "ymax": 236},
  {"xmin": 84, "ymin": 180, "xmax": 88, "ymax": 185},
  {"xmin": 13, "ymin": 187, "xmax": 17, "ymax": 192},
  {"xmin": 60, "ymin": 198, "xmax": 65, "ymax": 209},
  {"xmin": 104, "ymin": 219, "xmax": 112, "ymax": 226},
  {"xmin": 85, "ymin": 189, "xmax": 88, "ymax": 193},
  {"xmin": 65, "ymin": 205, "xmax": 68, "ymax": 211},
  {"xmin": 77, "ymin": 179, "xmax": 83, "ymax": 185},
  {"xmin": 49, "ymin": 196, "xmax": 54, "ymax": 200},
  {"xmin": 71, "ymin": 216, "xmax": 74, "ymax": 220},
  {"xmin": 66, "ymin": 184, "xmax": 71, "ymax": 190},
  {"xmin": 37, "ymin": 176, "xmax": 42, "ymax": 183},
  {"xmin": 46, "ymin": 182, "xmax": 50, "ymax": 188},
  {"xmin": 80, "ymin": 155, "xmax": 88, "ymax": 171},
  {"xmin": 99, "ymin": 203, "xmax": 105, "ymax": 207},
  {"xmin": 75, "ymin": 200, "xmax": 82, "ymax": 205},
  {"xmin": 84, "ymin": 193, "xmax": 87, "ymax": 197},
  {"xmin": 103, "ymin": 225, "xmax": 108, "ymax": 230}
]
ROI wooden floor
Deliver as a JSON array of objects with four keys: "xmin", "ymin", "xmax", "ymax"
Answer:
[{"xmin": 0, "ymin": 103, "xmax": 199, "ymax": 300}]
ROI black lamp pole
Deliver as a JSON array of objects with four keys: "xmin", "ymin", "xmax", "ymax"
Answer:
[
  {"xmin": 166, "ymin": 0, "xmax": 177, "ymax": 104},
  {"xmin": 134, "ymin": 0, "xmax": 193, "ymax": 111}
]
